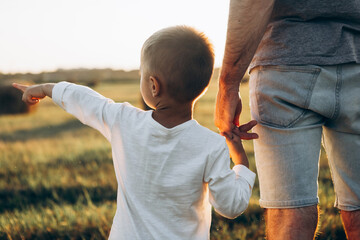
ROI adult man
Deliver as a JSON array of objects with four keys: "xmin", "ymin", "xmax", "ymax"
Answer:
[{"xmin": 215, "ymin": 0, "xmax": 360, "ymax": 239}]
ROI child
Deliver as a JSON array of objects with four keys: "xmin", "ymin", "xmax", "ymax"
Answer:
[{"xmin": 13, "ymin": 26, "xmax": 258, "ymax": 240}]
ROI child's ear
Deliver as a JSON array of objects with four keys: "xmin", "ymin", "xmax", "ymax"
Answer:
[{"xmin": 149, "ymin": 76, "xmax": 161, "ymax": 97}]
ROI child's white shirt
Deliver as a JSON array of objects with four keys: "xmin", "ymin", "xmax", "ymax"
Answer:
[{"xmin": 52, "ymin": 82, "xmax": 256, "ymax": 240}]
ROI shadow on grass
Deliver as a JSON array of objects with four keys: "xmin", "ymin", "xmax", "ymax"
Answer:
[
  {"xmin": 0, "ymin": 148, "xmax": 113, "ymax": 191},
  {"xmin": 46, "ymin": 147, "xmax": 113, "ymax": 168},
  {"xmin": 0, "ymin": 119, "xmax": 86, "ymax": 142},
  {"xmin": 1, "ymin": 147, "xmax": 113, "ymax": 178},
  {"xmin": 1, "ymin": 148, "xmax": 115, "ymax": 213},
  {"xmin": 0, "ymin": 184, "xmax": 116, "ymax": 214}
]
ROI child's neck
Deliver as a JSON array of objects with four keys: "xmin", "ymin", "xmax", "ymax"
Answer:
[{"xmin": 152, "ymin": 101, "xmax": 193, "ymax": 129}]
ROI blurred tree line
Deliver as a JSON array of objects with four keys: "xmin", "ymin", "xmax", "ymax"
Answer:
[
  {"xmin": 0, "ymin": 68, "xmax": 141, "ymax": 86},
  {"xmin": 0, "ymin": 68, "xmax": 248, "ymax": 114},
  {"xmin": 0, "ymin": 68, "xmax": 246, "ymax": 86},
  {"xmin": 0, "ymin": 68, "xmax": 139, "ymax": 114}
]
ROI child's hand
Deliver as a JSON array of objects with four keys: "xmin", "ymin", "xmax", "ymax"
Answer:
[
  {"xmin": 232, "ymin": 120, "xmax": 259, "ymax": 140},
  {"xmin": 13, "ymin": 83, "xmax": 54, "ymax": 105},
  {"xmin": 221, "ymin": 120, "xmax": 258, "ymax": 167}
]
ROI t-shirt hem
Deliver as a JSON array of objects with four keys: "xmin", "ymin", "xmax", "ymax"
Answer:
[{"xmin": 249, "ymin": 56, "xmax": 359, "ymax": 72}]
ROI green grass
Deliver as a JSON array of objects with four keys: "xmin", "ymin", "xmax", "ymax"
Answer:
[{"xmin": 0, "ymin": 78, "xmax": 346, "ymax": 239}]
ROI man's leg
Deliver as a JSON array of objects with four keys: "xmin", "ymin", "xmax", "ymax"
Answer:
[
  {"xmin": 341, "ymin": 210, "xmax": 360, "ymax": 239},
  {"xmin": 324, "ymin": 127, "xmax": 360, "ymax": 240},
  {"xmin": 266, "ymin": 206, "xmax": 318, "ymax": 240},
  {"xmin": 249, "ymin": 65, "xmax": 337, "ymax": 240},
  {"xmin": 323, "ymin": 128, "xmax": 360, "ymax": 240},
  {"xmin": 322, "ymin": 63, "xmax": 360, "ymax": 239},
  {"xmin": 252, "ymin": 122, "xmax": 322, "ymax": 240}
]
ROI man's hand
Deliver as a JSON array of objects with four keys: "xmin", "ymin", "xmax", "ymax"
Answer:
[
  {"xmin": 12, "ymin": 83, "xmax": 54, "ymax": 105},
  {"xmin": 215, "ymin": 87, "xmax": 242, "ymax": 134}
]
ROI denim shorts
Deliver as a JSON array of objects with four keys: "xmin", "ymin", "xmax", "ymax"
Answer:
[{"xmin": 249, "ymin": 63, "xmax": 360, "ymax": 210}]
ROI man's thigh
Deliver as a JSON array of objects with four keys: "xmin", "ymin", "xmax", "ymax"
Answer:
[
  {"xmin": 249, "ymin": 65, "xmax": 326, "ymax": 208},
  {"xmin": 322, "ymin": 63, "xmax": 360, "ymax": 211}
]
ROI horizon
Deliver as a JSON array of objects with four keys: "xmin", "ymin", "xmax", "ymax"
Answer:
[
  {"xmin": 0, "ymin": 66, "xmax": 222, "ymax": 75},
  {"xmin": 0, "ymin": 0, "xmax": 229, "ymax": 74},
  {"xmin": 0, "ymin": 67, "xmax": 140, "ymax": 75}
]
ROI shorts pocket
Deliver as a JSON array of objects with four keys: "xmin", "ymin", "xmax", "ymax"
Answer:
[{"xmin": 250, "ymin": 65, "xmax": 320, "ymax": 128}]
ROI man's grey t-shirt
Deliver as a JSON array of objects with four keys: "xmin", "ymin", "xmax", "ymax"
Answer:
[{"xmin": 250, "ymin": 0, "xmax": 360, "ymax": 69}]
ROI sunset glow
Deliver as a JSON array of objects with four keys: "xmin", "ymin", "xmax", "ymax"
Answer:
[{"xmin": 0, "ymin": 0, "xmax": 230, "ymax": 73}]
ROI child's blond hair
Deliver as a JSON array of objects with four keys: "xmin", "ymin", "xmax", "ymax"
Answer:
[{"xmin": 141, "ymin": 25, "xmax": 214, "ymax": 102}]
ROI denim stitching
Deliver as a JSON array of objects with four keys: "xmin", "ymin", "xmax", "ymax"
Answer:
[
  {"xmin": 332, "ymin": 65, "xmax": 343, "ymax": 120},
  {"xmin": 288, "ymin": 68, "xmax": 321, "ymax": 128},
  {"xmin": 304, "ymin": 69, "xmax": 321, "ymax": 109},
  {"xmin": 255, "ymin": 66, "xmax": 321, "ymax": 128},
  {"xmin": 258, "ymin": 65, "xmax": 321, "ymax": 73},
  {"xmin": 259, "ymin": 197, "xmax": 319, "ymax": 208}
]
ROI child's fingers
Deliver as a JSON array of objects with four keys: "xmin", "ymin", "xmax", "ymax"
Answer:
[
  {"xmin": 12, "ymin": 83, "xmax": 28, "ymax": 93},
  {"xmin": 27, "ymin": 98, "xmax": 40, "ymax": 105},
  {"xmin": 238, "ymin": 120, "xmax": 257, "ymax": 132},
  {"xmin": 30, "ymin": 97, "xmax": 40, "ymax": 104},
  {"xmin": 233, "ymin": 127, "xmax": 259, "ymax": 140},
  {"xmin": 238, "ymin": 132, "xmax": 259, "ymax": 140},
  {"xmin": 23, "ymin": 94, "xmax": 39, "ymax": 105}
]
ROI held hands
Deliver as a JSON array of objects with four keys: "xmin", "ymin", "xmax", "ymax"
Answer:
[
  {"xmin": 215, "ymin": 87, "xmax": 258, "ymax": 167},
  {"xmin": 215, "ymin": 88, "xmax": 258, "ymax": 140},
  {"xmin": 215, "ymin": 88, "xmax": 242, "ymax": 134},
  {"xmin": 12, "ymin": 83, "xmax": 54, "ymax": 105},
  {"xmin": 221, "ymin": 120, "xmax": 258, "ymax": 167}
]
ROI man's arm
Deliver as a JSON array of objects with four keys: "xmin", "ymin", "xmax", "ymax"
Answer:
[{"xmin": 215, "ymin": 0, "xmax": 275, "ymax": 134}]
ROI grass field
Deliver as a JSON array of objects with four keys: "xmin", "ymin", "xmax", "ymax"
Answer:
[{"xmin": 0, "ymin": 75, "xmax": 347, "ymax": 239}]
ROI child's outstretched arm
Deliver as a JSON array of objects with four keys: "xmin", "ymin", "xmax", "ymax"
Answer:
[
  {"xmin": 221, "ymin": 120, "xmax": 258, "ymax": 167},
  {"xmin": 12, "ymin": 83, "xmax": 55, "ymax": 104},
  {"xmin": 13, "ymin": 82, "xmax": 119, "ymax": 142}
]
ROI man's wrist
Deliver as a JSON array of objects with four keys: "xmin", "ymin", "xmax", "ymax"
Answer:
[{"xmin": 219, "ymin": 80, "xmax": 240, "ymax": 95}]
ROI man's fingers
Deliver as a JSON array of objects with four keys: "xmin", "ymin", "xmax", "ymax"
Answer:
[
  {"xmin": 220, "ymin": 131, "xmax": 233, "ymax": 140},
  {"xmin": 215, "ymin": 108, "xmax": 235, "ymax": 133},
  {"xmin": 238, "ymin": 120, "xmax": 258, "ymax": 132},
  {"xmin": 12, "ymin": 83, "xmax": 28, "ymax": 93},
  {"xmin": 233, "ymin": 108, "xmax": 240, "ymax": 126},
  {"xmin": 215, "ymin": 90, "xmax": 241, "ymax": 133},
  {"xmin": 232, "ymin": 99, "xmax": 242, "ymax": 127}
]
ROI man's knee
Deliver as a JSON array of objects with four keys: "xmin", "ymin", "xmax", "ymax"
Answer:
[
  {"xmin": 265, "ymin": 205, "xmax": 319, "ymax": 240},
  {"xmin": 341, "ymin": 209, "xmax": 360, "ymax": 239},
  {"xmin": 265, "ymin": 205, "xmax": 318, "ymax": 224}
]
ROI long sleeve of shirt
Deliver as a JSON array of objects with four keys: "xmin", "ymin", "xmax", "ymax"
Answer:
[
  {"xmin": 52, "ymin": 81, "xmax": 121, "ymax": 142},
  {"xmin": 204, "ymin": 141, "xmax": 256, "ymax": 219}
]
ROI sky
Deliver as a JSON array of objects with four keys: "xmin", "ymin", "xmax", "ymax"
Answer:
[{"xmin": 0, "ymin": 0, "xmax": 230, "ymax": 74}]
